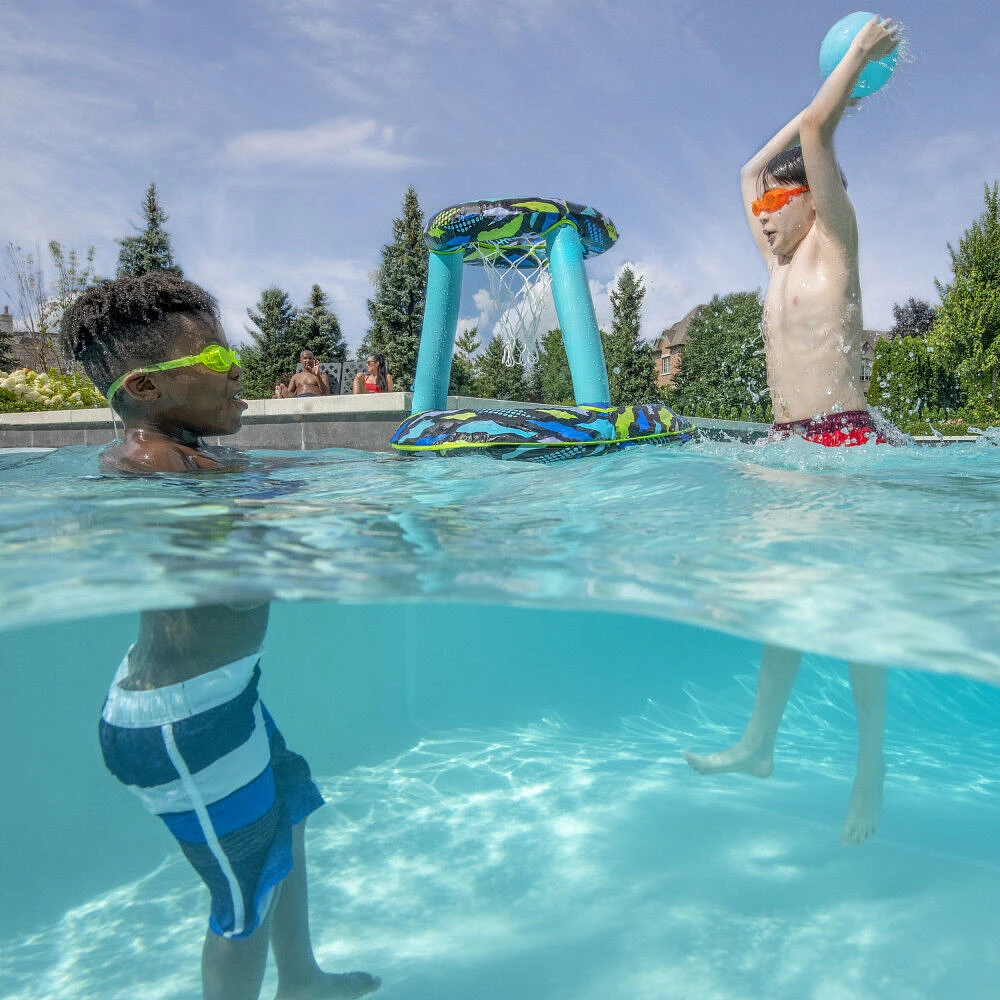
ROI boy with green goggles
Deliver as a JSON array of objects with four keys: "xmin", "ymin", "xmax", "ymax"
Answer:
[{"xmin": 59, "ymin": 272, "xmax": 381, "ymax": 1000}]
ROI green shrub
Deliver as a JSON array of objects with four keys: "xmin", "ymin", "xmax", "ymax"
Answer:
[{"xmin": 0, "ymin": 387, "xmax": 35, "ymax": 413}]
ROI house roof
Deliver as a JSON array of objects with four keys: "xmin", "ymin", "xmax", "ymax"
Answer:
[{"xmin": 653, "ymin": 304, "xmax": 705, "ymax": 351}]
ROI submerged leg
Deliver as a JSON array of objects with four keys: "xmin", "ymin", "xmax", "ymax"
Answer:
[
  {"xmin": 685, "ymin": 644, "xmax": 802, "ymax": 777},
  {"xmin": 202, "ymin": 905, "xmax": 273, "ymax": 1000},
  {"xmin": 272, "ymin": 821, "xmax": 381, "ymax": 1000},
  {"xmin": 841, "ymin": 661, "xmax": 888, "ymax": 845}
]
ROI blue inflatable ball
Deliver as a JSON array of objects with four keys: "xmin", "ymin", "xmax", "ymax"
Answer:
[{"xmin": 819, "ymin": 11, "xmax": 899, "ymax": 99}]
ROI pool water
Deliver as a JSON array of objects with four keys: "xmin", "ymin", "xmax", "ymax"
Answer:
[{"xmin": 1, "ymin": 441, "xmax": 999, "ymax": 999}]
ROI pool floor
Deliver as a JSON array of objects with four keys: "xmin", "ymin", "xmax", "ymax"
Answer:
[{"xmin": 2, "ymin": 602, "xmax": 999, "ymax": 999}]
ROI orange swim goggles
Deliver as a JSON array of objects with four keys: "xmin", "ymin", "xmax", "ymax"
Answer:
[{"xmin": 751, "ymin": 185, "xmax": 810, "ymax": 216}]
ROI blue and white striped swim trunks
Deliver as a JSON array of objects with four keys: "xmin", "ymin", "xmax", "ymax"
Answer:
[{"xmin": 99, "ymin": 650, "xmax": 323, "ymax": 939}]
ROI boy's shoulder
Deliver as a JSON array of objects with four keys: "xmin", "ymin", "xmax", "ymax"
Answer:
[{"xmin": 102, "ymin": 432, "xmax": 225, "ymax": 473}]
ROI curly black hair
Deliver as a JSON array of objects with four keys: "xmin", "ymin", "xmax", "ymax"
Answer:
[{"xmin": 60, "ymin": 272, "xmax": 219, "ymax": 403}]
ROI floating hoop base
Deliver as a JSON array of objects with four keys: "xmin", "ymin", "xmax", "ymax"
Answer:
[{"xmin": 391, "ymin": 403, "xmax": 691, "ymax": 462}]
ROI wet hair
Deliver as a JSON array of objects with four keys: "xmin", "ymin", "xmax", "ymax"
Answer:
[
  {"xmin": 60, "ymin": 272, "xmax": 219, "ymax": 404},
  {"xmin": 758, "ymin": 146, "xmax": 848, "ymax": 193},
  {"xmin": 369, "ymin": 352, "xmax": 389, "ymax": 392}
]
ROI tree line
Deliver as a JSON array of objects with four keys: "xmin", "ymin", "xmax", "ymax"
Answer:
[
  {"xmin": 237, "ymin": 184, "xmax": 662, "ymax": 404},
  {"xmin": 6, "ymin": 179, "xmax": 997, "ymax": 432}
]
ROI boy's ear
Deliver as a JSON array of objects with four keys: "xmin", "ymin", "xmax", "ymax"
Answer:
[{"xmin": 121, "ymin": 372, "xmax": 161, "ymax": 402}]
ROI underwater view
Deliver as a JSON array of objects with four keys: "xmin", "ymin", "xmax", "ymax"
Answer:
[{"xmin": 2, "ymin": 439, "xmax": 1000, "ymax": 999}]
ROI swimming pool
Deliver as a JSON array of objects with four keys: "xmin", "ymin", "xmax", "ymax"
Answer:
[{"xmin": 2, "ymin": 439, "xmax": 999, "ymax": 998}]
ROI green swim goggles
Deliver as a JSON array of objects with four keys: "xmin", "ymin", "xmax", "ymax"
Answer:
[{"xmin": 106, "ymin": 344, "xmax": 241, "ymax": 403}]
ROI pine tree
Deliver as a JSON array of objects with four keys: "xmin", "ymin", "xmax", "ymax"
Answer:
[
  {"xmin": 116, "ymin": 183, "xmax": 182, "ymax": 278},
  {"xmin": 240, "ymin": 287, "xmax": 298, "ymax": 398},
  {"xmin": 529, "ymin": 328, "xmax": 575, "ymax": 404},
  {"xmin": 474, "ymin": 336, "xmax": 528, "ymax": 400},
  {"xmin": 364, "ymin": 186, "xmax": 428, "ymax": 390},
  {"xmin": 449, "ymin": 354, "xmax": 478, "ymax": 395},
  {"xmin": 288, "ymin": 284, "xmax": 347, "ymax": 365},
  {"xmin": 932, "ymin": 182, "xmax": 1000, "ymax": 417},
  {"xmin": 670, "ymin": 291, "xmax": 770, "ymax": 420},
  {"xmin": 603, "ymin": 266, "xmax": 660, "ymax": 406},
  {"xmin": 454, "ymin": 327, "xmax": 481, "ymax": 361},
  {"xmin": 449, "ymin": 326, "xmax": 480, "ymax": 395}
]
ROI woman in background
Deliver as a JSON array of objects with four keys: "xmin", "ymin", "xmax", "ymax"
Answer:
[{"xmin": 353, "ymin": 354, "xmax": 393, "ymax": 394}]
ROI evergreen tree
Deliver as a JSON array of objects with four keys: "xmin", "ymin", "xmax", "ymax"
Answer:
[
  {"xmin": 603, "ymin": 266, "xmax": 660, "ymax": 406},
  {"xmin": 240, "ymin": 287, "xmax": 298, "ymax": 398},
  {"xmin": 454, "ymin": 327, "xmax": 481, "ymax": 362},
  {"xmin": 364, "ymin": 186, "xmax": 428, "ymax": 390},
  {"xmin": 449, "ymin": 354, "xmax": 478, "ymax": 395},
  {"xmin": 474, "ymin": 336, "xmax": 528, "ymax": 400},
  {"xmin": 529, "ymin": 328, "xmax": 574, "ymax": 404},
  {"xmin": 889, "ymin": 297, "xmax": 935, "ymax": 340},
  {"xmin": 116, "ymin": 182, "xmax": 182, "ymax": 278},
  {"xmin": 932, "ymin": 182, "xmax": 1000, "ymax": 417},
  {"xmin": 670, "ymin": 291, "xmax": 770, "ymax": 420},
  {"xmin": 449, "ymin": 326, "xmax": 480, "ymax": 395},
  {"xmin": 288, "ymin": 284, "xmax": 347, "ymax": 365}
]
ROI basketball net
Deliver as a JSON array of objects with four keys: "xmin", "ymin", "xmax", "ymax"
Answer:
[{"xmin": 470, "ymin": 242, "xmax": 551, "ymax": 367}]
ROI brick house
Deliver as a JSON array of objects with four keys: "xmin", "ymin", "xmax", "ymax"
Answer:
[{"xmin": 651, "ymin": 304, "xmax": 704, "ymax": 389}]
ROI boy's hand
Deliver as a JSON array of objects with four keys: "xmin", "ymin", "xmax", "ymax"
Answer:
[{"xmin": 853, "ymin": 15, "xmax": 900, "ymax": 63}]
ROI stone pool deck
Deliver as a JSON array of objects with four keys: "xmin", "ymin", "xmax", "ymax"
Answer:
[{"xmin": 0, "ymin": 396, "xmax": 981, "ymax": 450}]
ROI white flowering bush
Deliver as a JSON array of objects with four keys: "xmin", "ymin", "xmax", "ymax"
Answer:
[{"xmin": 0, "ymin": 368, "xmax": 107, "ymax": 412}]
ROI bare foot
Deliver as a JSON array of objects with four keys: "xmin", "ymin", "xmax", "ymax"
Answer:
[
  {"xmin": 276, "ymin": 970, "xmax": 381, "ymax": 999},
  {"xmin": 684, "ymin": 740, "xmax": 774, "ymax": 778},
  {"xmin": 841, "ymin": 763, "xmax": 885, "ymax": 845}
]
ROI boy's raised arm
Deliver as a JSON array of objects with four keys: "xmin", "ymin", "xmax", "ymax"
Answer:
[{"xmin": 799, "ymin": 15, "xmax": 900, "ymax": 242}]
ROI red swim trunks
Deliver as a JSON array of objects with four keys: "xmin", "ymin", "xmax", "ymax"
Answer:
[{"xmin": 770, "ymin": 410, "xmax": 887, "ymax": 447}]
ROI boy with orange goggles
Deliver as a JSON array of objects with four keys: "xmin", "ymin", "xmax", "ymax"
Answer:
[{"xmin": 685, "ymin": 15, "xmax": 902, "ymax": 849}]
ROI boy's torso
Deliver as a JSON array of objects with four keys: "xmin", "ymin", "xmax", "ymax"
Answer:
[
  {"xmin": 762, "ymin": 227, "xmax": 867, "ymax": 423},
  {"xmin": 119, "ymin": 605, "xmax": 271, "ymax": 690}
]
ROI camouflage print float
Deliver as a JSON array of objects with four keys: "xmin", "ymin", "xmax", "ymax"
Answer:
[
  {"xmin": 425, "ymin": 198, "xmax": 619, "ymax": 266},
  {"xmin": 391, "ymin": 402, "xmax": 691, "ymax": 462}
]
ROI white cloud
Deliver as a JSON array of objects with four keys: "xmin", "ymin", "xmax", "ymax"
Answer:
[{"xmin": 216, "ymin": 118, "xmax": 424, "ymax": 170}]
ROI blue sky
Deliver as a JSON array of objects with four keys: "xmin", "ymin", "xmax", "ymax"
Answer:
[{"xmin": 2, "ymin": 0, "xmax": 998, "ymax": 350}]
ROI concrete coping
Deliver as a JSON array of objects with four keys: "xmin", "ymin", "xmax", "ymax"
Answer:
[
  {"xmin": 0, "ymin": 400, "xmax": 988, "ymax": 446},
  {"xmin": 0, "ymin": 391, "xmax": 413, "ymax": 430},
  {"xmin": 0, "ymin": 392, "xmax": 557, "ymax": 431}
]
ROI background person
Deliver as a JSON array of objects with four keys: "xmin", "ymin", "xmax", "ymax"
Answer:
[
  {"xmin": 286, "ymin": 349, "xmax": 330, "ymax": 397},
  {"xmin": 352, "ymin": 353, "xmax": 392, "ymax": 394}
]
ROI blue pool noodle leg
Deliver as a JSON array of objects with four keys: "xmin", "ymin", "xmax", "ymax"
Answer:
[
  {"xmin": 546, "ymin": 223, "xmax": 611, "ymax": 408},
  {"xmin": 411, "ymin": 250, "xmax": 464, "ymax": 414}
]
